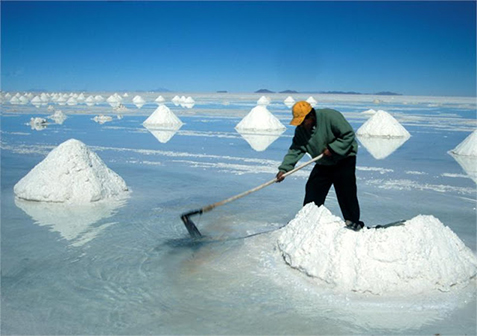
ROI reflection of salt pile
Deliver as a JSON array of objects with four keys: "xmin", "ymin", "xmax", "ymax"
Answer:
[
  {"xmin": 278, "ymin": 204, "xmax": 477, "ymax": 295},
  {"xmin": 143, "ymin": 105, "xmax": 183, "ymax": 127},
  {"xmin": 144, "ymin": 125, "xmax": 181, "ymax": 144},
  {"xmin": 357, "ymin": 136, "xmax": 409, "ymax": 159},
  {"xmin": 235, "ymin": 106, "xmax": 286, "ymax": 132},
  {"xmin": 93, "ymin": 115, "xmax": 113, "ymax": 124},
  {"xmin": 236, "ymin": 129, "xmax": 285, "ymax": 152},
  {"xmin": 132, "ymin": 95, "xmax": 146, "ymax": 108},
  {"xmin": 15, "ymin": 198, "xmax": 126, "ymax": 247},
  {"xmin": 357, "ymin": 110, "xmax": 410, "ymax": 138},
  {"xmin": 449, "ymin": 130, "xmax": 477, "ymax": 182},
  {"xmin": 48, "ymin": 110, "xmax": 67, "ymax": 124},
  {"xmin": 14, "ymin": 139, "xmax": 128, "ymax": 203}
]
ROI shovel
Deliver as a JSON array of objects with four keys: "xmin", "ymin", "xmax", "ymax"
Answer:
[{"xmin": 180, "ymin": 154, "xmax": 324, "ymax": 238}]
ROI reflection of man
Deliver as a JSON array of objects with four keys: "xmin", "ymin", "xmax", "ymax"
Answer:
[{"xmin": 276, "ymin": 101, "xmax": 364, "ymax": 231}]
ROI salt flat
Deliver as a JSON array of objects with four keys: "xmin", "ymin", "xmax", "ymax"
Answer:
[{"xmin": 1, "ymin": 92, "xmax": 476, "ymax": 335}]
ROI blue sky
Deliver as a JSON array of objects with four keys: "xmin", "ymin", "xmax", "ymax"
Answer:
[{"xmin": 1, "ymin": 1, "xmax": 476, "ymax": 96}]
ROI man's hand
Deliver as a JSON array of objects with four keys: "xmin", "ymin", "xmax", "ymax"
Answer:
[
  {"xmin": 323, "ymin": 148, "xmax": 332, "ymax": 157},
  {"xmin": 276, "ymin": 171, "xmax": 285, "ymax": 183}
]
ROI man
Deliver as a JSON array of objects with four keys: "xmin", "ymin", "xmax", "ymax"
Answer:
[{"xmin": 276, "ymin": 101, "xmax": 364, "ymax": 231}]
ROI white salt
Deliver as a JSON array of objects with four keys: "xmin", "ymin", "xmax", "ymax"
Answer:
[
  {"xmin": 14, "ymin": 139, "xmax": 128, "ymax": 203},
  {"xmin": 306, "ymin": 96, "xmax": 317, "ymax": 106},
  {"xmin": 278, "ymin": 204, "xmax": 477, "ymax": 295},
  {"xmin": 236, "ymin": 129, "xmax": 285, "ymax": 152},
  {"xmin": 155, "ymin": 95, "xmax": 165, "ymax": 103},
  {"xmin": 143, "ymin": 105, "xmax": 183, "ymax": 127},
  {"xmin": 235, "ymin": 105, "xmax": 286, "ymax": 132},
  {"xmin": 257, "ymin": 96, "xmax": 270, "ymax": 105},
  {"xmin": 93, "ymin": 115, "xmax": 113, "ymax": 124},
  {"xmin": 132, "ymin": 95, "xmax": 145, "ymax": 104},
  {"xmin": 356, "ymin": 110, "xmax": 410, "ymax": 138},
  {"xmin": 451, "ymin": 130, "xmax": 477, "ymax": 157}
]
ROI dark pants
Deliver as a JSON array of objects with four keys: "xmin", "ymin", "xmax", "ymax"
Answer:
[{"xmin": 304, "ymin": 156, "xmax": 360, "ymax": 223}]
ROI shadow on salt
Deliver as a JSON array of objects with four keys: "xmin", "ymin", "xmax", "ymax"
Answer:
[{"xmin": 15, "ymin": 197, "xmax": 128, "ymax": 247}]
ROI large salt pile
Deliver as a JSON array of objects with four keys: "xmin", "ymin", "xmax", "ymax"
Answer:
[
  {"xmin": 14, "ymin": 139, "xmax": 128, "ymax": 203},
  {"xmin": 143, "ymin": 105, "xmax": 183, "ymax": 127},
  {"xmin": 357, "ymin": 110, "xmax": 410, "ymax": 138},
  {"xmin": 451, "ymin": 130, "xmax": 477, "ymax": 156},
  {"xmin": 235, "ymin": 105, "xmax": 286, "ymax": 132},
  {"xmin": 277, "ymin": 203, "xmax": 477, "ymax": 295}
]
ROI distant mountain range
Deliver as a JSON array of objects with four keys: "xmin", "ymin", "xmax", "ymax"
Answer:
[{"xmin": 255, "ymin": 89, "xmax": 402, "ymax": 96}]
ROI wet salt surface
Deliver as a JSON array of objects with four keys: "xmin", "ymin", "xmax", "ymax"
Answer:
[{"xmin": 1, "ymin": 94, "xmax": 476, "ymax": 334}]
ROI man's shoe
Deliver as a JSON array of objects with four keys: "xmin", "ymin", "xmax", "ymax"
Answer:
[{"xmin": 345, "ymin": 220, "xmax": 365, "ymax": 232}]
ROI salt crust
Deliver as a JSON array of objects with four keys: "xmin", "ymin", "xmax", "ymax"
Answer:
[
  {"xmin": 451, "ymin": 130, "xmax": 477, "ymax": 157},
  {"xmin": 143, "ymin": 105, "xmax": 183, "ymax": 127},
  {"xmin": 14, "ymin": 139, "xmax": 128, "ymax": 203},
  {"xmin": 277, "ymin": 203, "xmax": 477, "ymax": 295},
  {"xmin": 357, "ymin": 110, "xmax": 411, "ymax": 138},
  {"xmin": 235, "ymin": 105, "xmax": 286, "ymax": 132}
]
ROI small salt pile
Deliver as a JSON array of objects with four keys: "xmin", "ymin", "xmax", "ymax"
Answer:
[
  {"xmin": 306, "ymin": 96, "xmax": 317, "ymax": 107},
  {"xmin": 451, "ymin": 130, "xmax": 477, "ymax": 157},
  {"xmin": 257, "ymin": 96, "xmax": 271, "ymax": 106},
  {"xmin": 132, "ymin": 95, "xmax": 146, "ymax": 109},
  {"xmin": 284, "ymin": 96, "xmax": 295, "ymax": 107},
  {"xmin": 48, "ymin": 110, "xmax": 67, "ymax": 124},
  {"xmin": 356, "ymin": 110, "xmax": 410, "ymax": 138},
  {"xmin": 277, "ymin": 204, "xmax": 477, "ymax": 295},
  {"xmin": 155, "ymin": 95, "xmax": 165, "ymax": 104},
  {"xmin": 235, "ymin": 105, "xmax": 286, "ymax": 132},
  {"xmin": 14, "ymin": 139, "xmax": 128, "ymax": 203},
  {"xmin": 143, "ymin": 105, "xmax": 183, "ymax": 127},
  {"xmin": 449, "ymin": 130, "xmax": 477, "ymax": 183}
]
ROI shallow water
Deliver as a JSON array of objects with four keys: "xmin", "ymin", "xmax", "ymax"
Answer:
[{"xmin": 1, "ymin": 93, "xmax": 476, "ymax": 334}]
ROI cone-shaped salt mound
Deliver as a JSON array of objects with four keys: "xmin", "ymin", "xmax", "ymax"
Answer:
[
  {"xmin": 14, "ymin": 139, "xmax": 128, "ymax": 203},
  {"xmin": 357, "ymin": 110, "xmax": 410, "ymax": 138},
  {"xmin": 451, "ymin": 130, "xmax": 477, "ymax": 157},
  {"xmin": 235, "ymin": 105, "xmax": 286, "ymax": 132},
  {"xmin": 143, "ymin": 105, "xmax": 183, "ymax": 127},
  {"xmin": 278, "ymin": 204, "xmax": 477, "ymax": 295}
]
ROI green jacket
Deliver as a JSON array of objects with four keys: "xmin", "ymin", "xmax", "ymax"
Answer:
[{"xmin": 278, "ymin": 108, "xmax": 358, "ymax": 171}]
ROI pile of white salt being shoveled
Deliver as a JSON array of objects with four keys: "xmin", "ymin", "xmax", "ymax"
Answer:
[
  {"xmin": 14, "ymin": 139, "xmax": 128, "ymax": 203},
  {"xmin": 277, "ymin": 203, "xmax": 477, "ymax": 295}
]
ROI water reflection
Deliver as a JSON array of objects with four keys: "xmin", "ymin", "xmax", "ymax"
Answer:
[
  {"xmin": 15, "ymin": 198, "xmax": 127, "ymax": 247},
  {"xmin": 236, "ymin": 129, "xmax": 285, "ymax": 152},
  {"xmin": 450, "ymin": 153, "xmax": 477, "ymax": 183},
  {"xmin": 144, "ymin": 124, "xmax": 182, "ymax": 144},
  {"xmin": 357, "ymin": 134, "xmax": 410, "ymax": 160}
]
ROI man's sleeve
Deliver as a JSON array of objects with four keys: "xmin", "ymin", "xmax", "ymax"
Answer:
[{"xmin": 278, "ymin": 132, "xmax": 306, "ymax": 172}]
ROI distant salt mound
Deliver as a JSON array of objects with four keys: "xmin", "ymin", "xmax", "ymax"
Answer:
[
  {"xmin": 278, "ymin": 204, "xmax": 477, "ymax": 295},
  {"xmin": 143, "ymin": 105, "xmax": 183, "ymax": 127},
  {"xmin": 357, "ymin": 110, "xmax": 410, "ymax": 138},
  {"xmin": 14, "ymin": 139, "xmax": 128, "ymax": 203},
  {"xmin": 284, "ymin": 96, "xmax": 295, "ymax": 108},
  {"xmin": 306, "ymin": 96, "xmax": 317, "ymax": 106},
  {"xmin": 235, "ymin": 105, "xmax": 286, "ymax": 132},
  {"xmin": 451, "ymin": 130, "xmax": 477, "ymax": 157},
  {"xmin": 257, "ymin": 96, "xmax": 271, "ymax": 106}
]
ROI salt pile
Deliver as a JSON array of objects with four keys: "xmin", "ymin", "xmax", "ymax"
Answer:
[
  {"xmin": 450, "ymin": 130, "xmax": 477, "ymax": 157},
  {"xmin": 155, "ymin": 95, "xmax": 165, "ymax": 104},
  {"xmin": 284, "ymin": 96, "xmax": 295, "ymax": 107},
  {"xmin": 48, "ymin": 110, "xmax": 67, "ymax": 125},
  {"xmin": 356, "ymin": 110, "xmax": 410, "ymax": 138},
  {"xmin": 14, "ymin": 139, "xmax": 128, "ymax": 203},
  {"xmin": 449, "ymin": 130, "xmax": 477, "ymax": 182},
  {"xmin": 235, "ymin": 105, "xmax": 286, "ymax": 132},
  {"xmin": 306, "ymin": 96, "xmax": 317, "ymax": 106},
  {"xmin": 257, "ymin": 96, "xmax": 271, "ymax": 106},
  {"xmin": 93, "ymin": 115, "xmax": 113, "ymax": 124},
  {"xmin": 143, "ymin": 105, "xmax": 183, "ymax": 127},
  {"xmin": 277, "ymin": 204, "xmax": 477, "ymax": 295}
]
